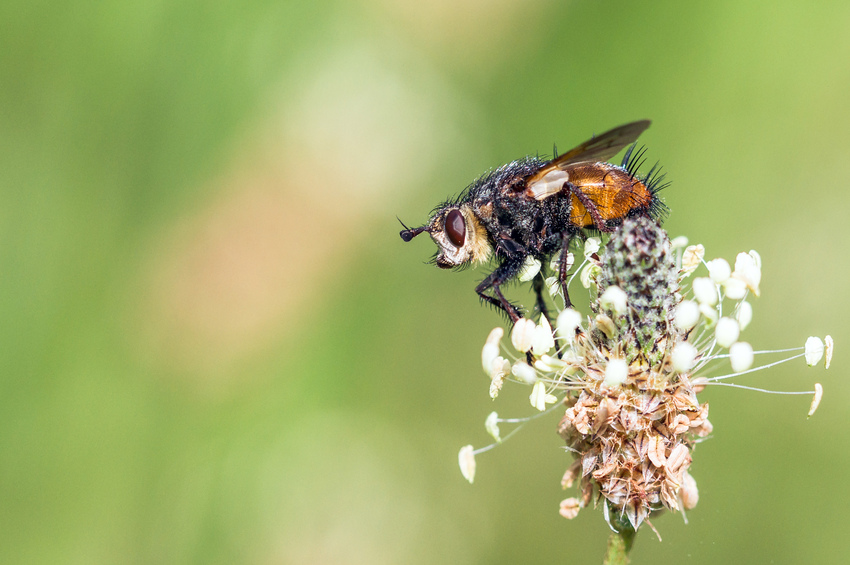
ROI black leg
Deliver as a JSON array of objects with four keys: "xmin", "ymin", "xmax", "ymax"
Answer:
[
  {"xmin": 476, "ymin": 288, "xmax": 522, "ymax": 322},
  {"xmin": 567, "ymin": 182, "xmax": 615, "ymax": 233},
  {"xmin": 533, "ymin": 271, "xmax": 561, "ymax": 360},
  {"xmin": 532, "ymin": 271, "xmax": 553, "ymax": 328},
  {"xmin": 476, "ymin": 257, "xmax": 525, "ymax": 323},
  {"xmin": 559, "ymin": 233, "xmax": 574, "ymax": 309}
]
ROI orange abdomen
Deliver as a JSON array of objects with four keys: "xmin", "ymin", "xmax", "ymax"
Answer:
[{"xmin": 566, "ymin": 163, "xmax": 653, "ymax": 228}]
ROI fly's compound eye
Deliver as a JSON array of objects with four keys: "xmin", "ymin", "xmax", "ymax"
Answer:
[{"xmin": 445, "ymin": 209, "xmax": 466, "ymax": 247}]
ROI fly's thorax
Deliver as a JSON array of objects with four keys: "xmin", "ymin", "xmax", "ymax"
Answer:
[
  {"xmin": 429, "ymin": 203, "xmax": 492, "ymax": 268},
  {"xmin": 479, "ymin": 190, "xmax": 573, "ymax": 257}
]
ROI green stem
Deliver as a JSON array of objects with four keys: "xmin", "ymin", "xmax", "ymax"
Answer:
[{"xmin": 603, "ymin": 529, "xmax": 635, "ymax": 565}]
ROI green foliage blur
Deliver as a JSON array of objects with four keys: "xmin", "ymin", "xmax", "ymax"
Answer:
[{"xmin": 1, "ymin": 0, "xmax": 847, "ymax": 563}]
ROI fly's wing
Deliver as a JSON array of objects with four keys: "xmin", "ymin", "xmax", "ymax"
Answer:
[{"xmin": 525, "ymin": 120, "xmax": 651, "ymax": 200}]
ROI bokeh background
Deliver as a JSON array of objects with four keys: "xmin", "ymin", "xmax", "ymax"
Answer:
[{"xmin": 1, "ymin": 0, "xmax": 847, "ymax": 563}]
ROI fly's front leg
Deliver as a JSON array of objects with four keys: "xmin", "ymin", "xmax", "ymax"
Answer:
[{"xmin": 476, "ymin": 256, "xmax": 525, "ymax": 323}]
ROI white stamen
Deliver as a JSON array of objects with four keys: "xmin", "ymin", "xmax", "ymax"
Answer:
[
  {"xmin": 458, "ymin": 445, "xmax": 476, "ymax": 483},
  {"xmin": 693, "ymin": 277, "xmax": 717, "ymax": 306},
  {"xmin": 732, "ymin": 251, "xmax": 761, "ymax": 296},
  {"xmin": 580, "ymin": 263, "xmax": 599, "ymax": 289},
  {"xmin": 530, "ymin": 381, "xmax": 557, "ymax": 411},
  {"xmin": 583, "ymin": 237, "xmax": 601, "ymax": 257},
  {"xmin": 681, "ymin": 244, "xmax": 705, "ymax": 278},
  {"xmin": 729, "ymin": 341, "xmax": 754, "ymax": 372},
  {"xmin": 485, "ymin": 411, "xmax": 501, "ymax": 442},
  {"xmin": 545, "ymin": 276, "xmax": 561, "ymax": 298},
  {"xmin": 736, "ymin": 301, "xmax": 753, "ymax": 331},
  {"xmin": 715, "ymin": 318, "xmax": 740, "ymax": 348},
  {"xmin": 670, "ymin": 235, "xmax": 689, "ymax": 250},
  {"xmin": 511, "ymin": 318, "xmax": 536, "ymax": 352},
  {"xmin": 488, "ymin": 356, "xmax": 510, "ymax": 398},
  {"xmin": 681, "ymin": 471, "xmax": 699, "ymax": 510},
  {"xmin": 603, "ymin": 358, "xmax": 628, "ymax": 386},
  {"xmin": 600, "ymin": 286, "xmax": 628, "ymax": 316},
  {"xmin": 674, "ymin": 300, "xmax": 700, "ymax": 330},
  {"xmin": 559, "ymin": 498, "xmax": 582, "ymax": 519},
  {"xmin": 532, "ymin": 316, "xmax": 556, "ymax": 356},
  {"xmin": 808, "ymin": 383, "xmax": 823, "ymax": 417},
  {"xmin": 699, "ymin": 303, "xmax": 718, "ymax": 325},
  {"xmin": 805, "ymin": 336, "xmax": 824, "ymax": 366},
  {"xmin": 512, "ymin": 360, "xmax": 537, "ymax": 384},
  {"xmin": 707, "ymin": 258, "xmax": 731, "ymax": 283},
  {"xmin": 489, "ymin": 372, "xmax": 505, "ymax": 399},
  {"xmin": 672, "ymin": 342, "xmax": 698, "ymax": 372},
  {"xmin": 824, "ymin": 335, "xmax": 834, "ymax": 369},
  {"xmin": 482, "ymin": 327, "xmax": 503, "ymax": 376},
  {"xmin": 534, "ymin": 354, "xmax": 567, "ymax": 372},
  {"xmin": 722, "ymin": 277, "xmax": 748, "ymax": 300},
  {"xmin": 489, "ymin": 355, "xmax": 509, "ymax": 379},
  {"xmin": 518, "ymin": 256, "xmax": 542, "ymax": 282},
  {"xmin": 485, "ymin": 327, "xmax": 504, "ymax": 346},
  {"xmin": 595, "ymin": 314, "xmax": 617, "ymax": 339},
  {"xmin": 557, "ymin": 308, "xmax": 583, "ymax": 342}
]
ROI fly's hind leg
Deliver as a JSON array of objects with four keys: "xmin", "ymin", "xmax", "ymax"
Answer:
[
  {"xmin": 533, "ymin": 271, "xmax": 563, "ymax": 359},
  {"xmin": 532, "ymin": 271, "xmax": 553, "ymax": 329},
  {"xmin": 558, "ymin": 233, "xmax": 574, "ymax": 309},
  {"xmin": 566, "ymin": 182, "xmax": 615, "ymax": 233}
]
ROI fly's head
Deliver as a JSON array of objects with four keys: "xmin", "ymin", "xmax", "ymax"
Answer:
[{"xmin": 400, "ymin": 203, "xmax": 492, "ymax": 269}]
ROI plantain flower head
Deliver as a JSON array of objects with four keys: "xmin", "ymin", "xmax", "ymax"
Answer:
[{"xmin": 461, "ymin": 216, "xmax": 830, "ymax": 534}]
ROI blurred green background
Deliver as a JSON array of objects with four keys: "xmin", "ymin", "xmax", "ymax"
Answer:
[{"xmin": 1, "ymin": 0, "xmax": 847, "ymax": 563}]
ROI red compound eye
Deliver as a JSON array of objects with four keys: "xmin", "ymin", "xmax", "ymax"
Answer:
[{"xmin": 445, "ymin": 209, "xmax": 466, "ymax": 247}]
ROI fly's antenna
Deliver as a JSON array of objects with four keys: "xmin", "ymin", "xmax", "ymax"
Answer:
[{"xmin": 398, "ymin": 217, "xmax": 428, "ymax": 242}]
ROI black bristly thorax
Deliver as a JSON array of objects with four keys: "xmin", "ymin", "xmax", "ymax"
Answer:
[{"xmin": 466, "ymin": 157, "xmax": 574, "ymax": 261}]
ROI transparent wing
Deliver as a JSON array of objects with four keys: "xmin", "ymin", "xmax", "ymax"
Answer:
[{"xmin": 525, "ymin": 120, "xmax": 651, "ymax": 186}]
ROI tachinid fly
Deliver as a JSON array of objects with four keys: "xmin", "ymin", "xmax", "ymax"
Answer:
[{"xmin": 400, "ymin": 120, "xmax": 668, "ymax": 322}]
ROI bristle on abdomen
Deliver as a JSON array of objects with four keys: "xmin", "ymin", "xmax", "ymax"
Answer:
[{"xmin": 622, "ymin": 143, "xmax": 670, "ymax": 223}]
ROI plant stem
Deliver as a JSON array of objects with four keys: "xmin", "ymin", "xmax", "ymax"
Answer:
[{"xmin": 603, "ymin": 529, "xmax": 635, "ymax": 565}]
